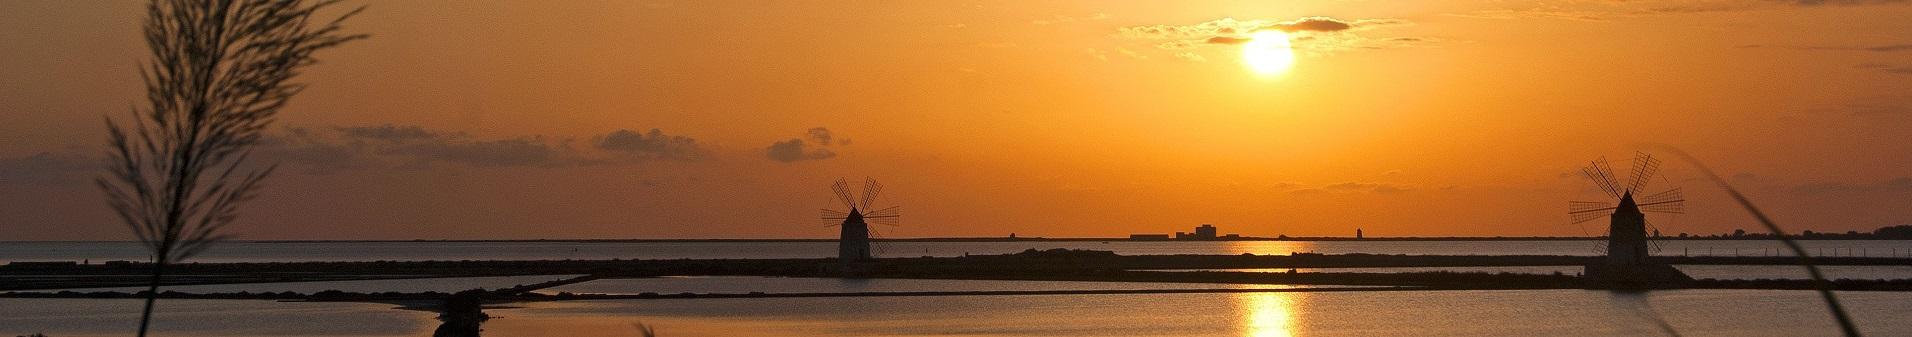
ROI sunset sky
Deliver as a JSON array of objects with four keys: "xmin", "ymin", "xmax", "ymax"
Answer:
[{"xmin": 2, "ymin": 0, "xmax": 1908, "ymax": 240}]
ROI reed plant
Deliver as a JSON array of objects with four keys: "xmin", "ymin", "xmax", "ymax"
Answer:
[{"xmin": 98, "ymin": 1, "xmax": 363, "ymax": 335}]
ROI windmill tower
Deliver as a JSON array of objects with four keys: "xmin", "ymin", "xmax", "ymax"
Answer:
[
  {"xmin": 1570, "ymin": 153, "xmax": 1692, "ymax": 286},
  {"xmin": 821, "ymin": 178, "xmax": 899, "ymax": 263}
]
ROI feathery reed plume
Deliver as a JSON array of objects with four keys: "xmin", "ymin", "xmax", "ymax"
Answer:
[
  {"xmin": 1653, "ymin": 146, "xmax": 1860, "ymax": 337},
  {"xmin": 98, "ymin": 1, "xmax": 363, "ymax": 336}
]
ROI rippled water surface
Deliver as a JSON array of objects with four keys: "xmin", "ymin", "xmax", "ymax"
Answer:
[
  {"xmin": 8, "ymin": 289, "xmax": 1912, "ymax": 336},
  {"xmin": 535, "ymin": 276, "xmax": 1316, "ymax": 295},
  {"xmin": 6, "ymin": 240, "xmax": 1910, "ymax": 263},
  {"xmin": 39, "ymin": 274, "xmax": 582, "ymax": 293}
]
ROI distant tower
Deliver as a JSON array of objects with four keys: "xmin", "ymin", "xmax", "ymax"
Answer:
[
  {"xmin": 820, "ymin": 178, "xmax": 900, "ymax": 263},
  {"xmin": 1356, "ymin": 228, "xmax": 1364, "ymax": 240}
]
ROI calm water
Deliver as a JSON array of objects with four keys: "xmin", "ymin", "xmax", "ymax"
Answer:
[
  {"xmin": 8, "ymin": 289, "xmax": 1909, "ymax": 336},
  {"xmin": 6, "ymin": 240, "xmax": 1911, "ymax": 263},
  {"xmin": 1142, "ymin": 265, "xmax": 1912, "ymax": 280},
  {"xmin": 534, "ymin": 276, "xmax": 1319, "ymax": 296},
  {"xmin": 39, "ymin": 274, "xmax": 583, "ymax": 293},
  {"xmin": 0, "ymin": 298, "xmax": 432, "ymax": 337}
]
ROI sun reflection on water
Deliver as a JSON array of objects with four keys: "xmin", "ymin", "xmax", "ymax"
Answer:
[{"xmin": 1241, "ymin": 293, "xmax": 1299, "ymax": 337}]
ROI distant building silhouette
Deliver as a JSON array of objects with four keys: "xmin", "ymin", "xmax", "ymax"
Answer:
[
  {"xmin": 1356, "ymin": 228, "xmax": 1364, "ymax": 240},
  {"xmin": 1135, "ymin": 224, "xmax": 1240, "ymax": 241}
]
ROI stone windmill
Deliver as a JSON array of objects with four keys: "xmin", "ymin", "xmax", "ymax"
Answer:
[
  {"xmin": 821, "ymin": 178, "xmax": 899, "ymax": 263},
  {"xmin": 1570, "ymin": 153, "xmax": 1692, "ymax": 286}
]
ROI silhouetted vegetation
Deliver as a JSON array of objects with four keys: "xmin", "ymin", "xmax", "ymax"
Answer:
[
  {"xmin": 433, "ymin": 290, "xmax": 490, "ymax": 337},
  {"xmin": 98, "ymin": 1, "xmax": 363, "ymax": 335},
  {"xmin": 1662, "ymin": 147, "xmax": 1861, "ymax": 337}
]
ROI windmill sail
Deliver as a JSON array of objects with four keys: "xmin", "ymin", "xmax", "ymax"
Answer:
[{"xmin": 820, "ymin": 177, "xmax": 900, "ymax": 262}]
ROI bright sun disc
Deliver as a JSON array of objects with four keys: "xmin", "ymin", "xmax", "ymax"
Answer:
[{"xmin": 1241, "ymin": 30, "xmax": 1295, "ymax": 75}]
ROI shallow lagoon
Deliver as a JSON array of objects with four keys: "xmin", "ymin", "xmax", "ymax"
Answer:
[
  {"xmin": 535, "ymin": 276, "xmax": 1317, "ymax": 295},
  {"xmin": 10, "ymin": 289, "xmax": 1908, "ymax": 337},
  {"xmin": 7, "ymin": 240, "xmax": 1910, "ymax": 263}
]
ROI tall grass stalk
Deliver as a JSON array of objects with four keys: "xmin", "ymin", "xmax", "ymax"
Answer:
[
  {"xmin": 1656, "ymin": 146, "xmax": 1860, "ymax": 337},
  {"xmin": 98, "ymin": 1, "xmax": 363, "ymax": 335}
]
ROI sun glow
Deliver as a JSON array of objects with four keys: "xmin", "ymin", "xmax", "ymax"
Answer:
[
  {"xmin": 1241, "ymin": 293, "xmax": 1298, "ymax": 337},
  {"xmin": 1241, "ymin": 30, "xmax": 1295, "ymax": 76}
]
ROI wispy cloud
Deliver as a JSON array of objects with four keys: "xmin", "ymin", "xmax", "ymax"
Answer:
[
  {"xmin": 1449, "ymin": 0, "xmax": 1911, "ymax": 21},
  {"xmin": 766, "ymin": 127, "xmax": 844, "ymax": 163},
  {"xmin": 1740, "ymin": 43, "xmax": 1912, "ymax": 52},
  {"xmin": 595, "ymin": 129, "xmax": 707, "ymax": 161},
  {"xmin": 0, "ymin": 152, "xmax": 96, "ymax": 186},
  {"xmin": 1117, "ymin": 16, "xmax": 1423, "ymax": 56}
]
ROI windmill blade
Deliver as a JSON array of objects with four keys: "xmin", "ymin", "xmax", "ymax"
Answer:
[
  {"xmin": 1638, "ymin": 187, "xmax": 1685, "ymax": 213},
  {"xmin": 1592, "ymin": 229, "xmax": 1610, "ymax": 255},
  {"xmin": 830, "ymin": 178, "xmax": 857, "ymax": 210},
  {"xmin": 1583, "ymin": 158, "xmax": 1623, "ymax": 198},
  {"xmin": 860, "ymin": 178, "xmax": 884, "ymax": 209},
  {"xmin": 1571, "ymin": 211, "xmax": 1610, "ymax": 224},
  {"xmin": 1569, "ymin": 201, "xmax": 1614, "ymax": 213},
  {"xmin": 1643, "ymin": 187, "xmax": 1682, "ymax": 204},
  {"xmin": 820, "ymin": 209, "xmax": 848, "ymax": 217},
  {"xmin": 863, "ymin": 205, "xmax": 901, "ymax": 218},
  {"xmin": 1628, "ymin": 152, "xmax": 1662, "ymax": 193},
  {"xmin": 1645, "ymin": 220, "xmax": 1668, "ymax": 254},
  {"xmin": 867, "ymin": 223, "xmax": 890, "ymax": 258},
  {"xmin": 1569, "ymin": 201, "xmax": 1615, "ymax": 224},
  {"xmin": 1639, "ymin": 200, "xmax": 1685, "ymax": 214}
]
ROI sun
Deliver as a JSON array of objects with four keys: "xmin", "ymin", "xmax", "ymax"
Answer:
[{"xmin": 1241, "ymin": 30, "xmax": 1295, "ymax": 76}]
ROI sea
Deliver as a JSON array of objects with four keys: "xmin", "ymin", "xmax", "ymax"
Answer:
[
  {"xmin": 5, "ymin": 239, "xmax": 1910, "ymax": 264},
  {"xmin": 4, "ymin": 240, "xmax": 1912, "ymax": 336}
]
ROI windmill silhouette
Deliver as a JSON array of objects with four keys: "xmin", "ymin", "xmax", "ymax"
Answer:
[
  {"xmin": 821, "ymin": 178, "xmax": 899, "ymax": 262},
  {"xmin": 1569, "ymin": 152, "xmax": 1686, "ymax": 266}
]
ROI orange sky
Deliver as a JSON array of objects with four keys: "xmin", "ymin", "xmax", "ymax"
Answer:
[{"xmin": 2, "ymin": 0, "xmax": 1908, "ymax": 240}]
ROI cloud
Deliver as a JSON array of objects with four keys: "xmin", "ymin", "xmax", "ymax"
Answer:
[
  {"xmin": 1206, "ymin": 36, "xmax": 1248, "ymax": 45},
  {"xmin": 1325, "ymin": 182, "xmax": 1414, "ymax": 194},
  {"xmin": 1788, "ymin": 0, "xmax": 1910, "ymax": 6},
  {"xmin": 1865, "ymin": 44, "xmax": 1912, "ymax": 52},
  {"xmin": 1455, "ymin": 0, "xmax": 1910, "ymax": 20},
  {"xmin": 335, "ymin": 124, "xmax": 441, "ymax": 142},
  {"xmin": 260, "ymin": 125, "xmax": 721, "ymax": 172},
  {"xmin": 1792, "ymin": 177, "xmax": 1912, "ymax": 194},
  {"xmin": 1856, "ymin": 63, "xmax": 1912, "ymax": 75},
  {"xmin": 384, "ymin": 137, "xmax": 560, "ymax": 168},
  {"xmin": 806, "ymin": 127, "xmax": 834, "ymax": 145},
  {"xmin": 594, "ymin": 129, "xmax": 706, "ymax": 161},
  {"xmin": 1284, "ymin": 182, "xmax": 1415, "ymax": 195},
  {"xmin": 1266, "ymin": 17, "xmax": 1354, "ymax": 32},
  {"xmin": 1447, "ymin": 8, "xmax": 1615, "ymax": 21},
  {"xmin": 0, "ymin": 152, "xmax": 98, "ymax": 185},
  {"xmin": 1174, "ymin": 52, "xmax": 1208, "ymax": 62},
  {"xmin": 1123, "ymin": 17, "xmax": 1422, "ymax": 53},
  {"xmin": 1797, "ymin": 96, "xmax": 1912, "ymax": 117},
  {"xmin": 766, "ymin": 127, "xmax": 842, "ymax": 163},
  {"xmin": 766, "ymin": 140, "xmax": 835, "ymax": 162},
  {"xmin": 1745, "ymin": 43, "xmax": 1912, "ymax": 52}
]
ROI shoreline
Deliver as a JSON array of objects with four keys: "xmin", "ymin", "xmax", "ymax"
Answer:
[{"xmin": 7, "ymin": 237, "xmax": 1912, "ymax": 244}]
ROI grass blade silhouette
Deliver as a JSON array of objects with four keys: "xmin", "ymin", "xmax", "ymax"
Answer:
[
  {"xmin": 98, "ymin": 1, "xmax": 364, "ymax": 336},
  {"xmin": 1653, "ymin": 146, "xmax": 1860, "ymax": 337}
]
